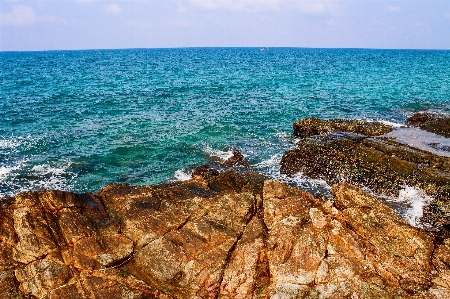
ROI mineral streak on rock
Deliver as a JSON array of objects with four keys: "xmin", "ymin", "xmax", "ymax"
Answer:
[
  {"xmin": 282, "ymin": 119, "xmax": 450, "ymax": 229},
  {"xmin": 1, "ymin": 167, "xmax": 450, "ymax": 298},
  {"xmin": 293, "ymin": 117, "xmax": 393, "ymax": 138},
  {"xmin": 406, "ymin": 113, "xmax": 450, "ymax": 138}
]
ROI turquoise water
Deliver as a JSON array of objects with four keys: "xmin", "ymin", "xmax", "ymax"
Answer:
[{"xmin": 1, "ymin": 48, "xmax": 449, "ymax": 197}]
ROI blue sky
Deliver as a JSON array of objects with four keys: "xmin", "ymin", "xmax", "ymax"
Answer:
[{"xmin": 1, "ymin": 0, "xmax": 449, "ymax": 51}]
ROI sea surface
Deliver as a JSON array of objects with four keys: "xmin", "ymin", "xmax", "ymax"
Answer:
[{"xmin": 1, "ymin": 48, "xmax": 450, "ymax": 199}]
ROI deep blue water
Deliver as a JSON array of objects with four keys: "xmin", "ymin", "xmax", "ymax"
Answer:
[{"xmin": 1, "ymin": 48, "xmax": 449, "ymax": 197}]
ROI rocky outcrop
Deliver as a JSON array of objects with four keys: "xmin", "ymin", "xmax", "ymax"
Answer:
[
  {"xmin": 220, "ymin": 150, "xmax": 249, "ymax": 168},
  {"xmin": 406, "ymin": 113, "xmax": 450, "ymax": 138},
  {"xmin": 1, "ymin": 168, "xmax": 450, "ymax": 298},
  {"xmin": 293, "ymin": 118, "xmax": 393, "ymax": 138},
  {"xmin": 282, "ymin": 120, "xmax": 450, "ymax": 229}
]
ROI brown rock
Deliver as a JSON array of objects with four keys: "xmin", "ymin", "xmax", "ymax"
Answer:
[
  {"xmin": 406, "ymin": 113, "xmax": 450, "ymax": 138},
  {"xmin": 218, "ymin": 218, "xmax": 267, "ymax": 299},
  {"xmin": 262, "ymin": 180, "xmax": 437, "ymax": 297},
  {"xmin": 72, "ymin": 234, "xmax": 134, "ymax": 270},
  {"xmin": 333, "ymin": 183, "xmax": 434, "ymax": 292},
  {"xmin": 1, "ymin": 170, "xmax": 450, "ymax": 298},
  {"xmin": 15, "ymin": 259, "xmax": 73, "ymax": 298},
  {"xmin": 0, "ymin": 271, "xmax": 24, "ymax": 299},
  {"xmin": 293, "ymin": 117, "xmax": 393, "ymax": 138},
  {"xmin": 191, "ymin": 165, "xmax": 219, "ymax": 181},
  {"xmin": 123, "ymin": 191, "xmax": 255, "ymax": 298},
  {"xmin": 0, "ymin": 199, "xmax": 18, "ymax": 273},
  {"xmin": 221, "ymin": 150, "xmax": 250, "ymax": 168},
  {"xmin": 280, "ymin": 131, "xmax": 450, "ymax": 228}
]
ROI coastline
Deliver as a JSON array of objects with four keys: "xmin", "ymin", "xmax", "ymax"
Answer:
[{"xmin": 1, "ymin": 114, "xmax": 450, "ymax": 298}]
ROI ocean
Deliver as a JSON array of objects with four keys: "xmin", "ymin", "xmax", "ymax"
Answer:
[{"xmin": 1, "ymin": 48, "xmax": 450, "ymax": 198}]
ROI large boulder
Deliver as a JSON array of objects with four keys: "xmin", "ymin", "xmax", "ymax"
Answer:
[{"xmin": 1, "ymin": 168, "xmax": 450, "ymax": 298}]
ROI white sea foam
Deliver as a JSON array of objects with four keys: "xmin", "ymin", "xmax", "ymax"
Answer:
[
  {"xmin": 254, "ymin": 153, "xmax": 282, "ymax": 170},
  {"xmin": 0, "ymin": 165, "xmax": 19, "ymax": 178},
  {"xmin": 279, "ymin": 173, "xmax": 332, "ymax": 197},
  {"xmin": 28, "ymin": 162, "xmax": 75, "ymax": 192},
  {"xmin": 378, "ymin": 120, "xmax": 405, "ymax": 128},
  {"xmin": 365, "ymin": 119, "xmax": 405, "ymax": 128},
  {"xmin": 397, "ymin": 186, "xmax": 433, "ymax": 228},
  {"xmin": 174, "ymin": 169, "xmax": 192, "ymax": 181},
  {"xmin": 31, "ymin": 164, "xmax": 67, "ymax": 176},
  {"xmin": 0, "ymin": 160, "xmax": 76, "ymax": 197},
  {"xmin": 255, "ymin": 154, "xmax": 332, "ymax": 197},
  {"xmin": 275, "ymin": 131, "xmax": 289, "ymax": 139},
  {"xmin": 275, "ymin": 131, "xmax": 292, "ymax": 143},
  {"xmin": 383, "ymin": 186, "xmax": 433, "ymax": 228},
  {"xmin": 203, "ymin": 146, "xmax": 235, "ymax": 162}
]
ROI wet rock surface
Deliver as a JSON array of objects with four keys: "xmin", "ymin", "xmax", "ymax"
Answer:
[
  {"xmin": 293, "ymin": 117, "xmax": 393, "ymax": 138},
  {"xmin": 282, "ymin": 119, "xmax": 450, "ymax": 229},
  {"xmin": 220, "ymin": 150, "xmax": 250, "ymax": 168},
  {"xmin": 406, "ymin": 113, "xmax": 450, "ymax": 138},
  {"xmin": 1, "ymin": 167, "xmax": 450, "ymax": 298}
]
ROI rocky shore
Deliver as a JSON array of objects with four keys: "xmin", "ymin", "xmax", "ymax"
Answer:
[
  {"xmin": 281, "ymin": 115, "xmax": 450, "ymax": 229},
  {"xmin": 1, "ymin": 113, "xmax": 450, "ymax": 298}
]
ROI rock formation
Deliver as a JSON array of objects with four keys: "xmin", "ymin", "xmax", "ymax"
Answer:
[
  {"xmin": 220, "ymin": 150, "xmax": 249, "ymax": 168},
  {"xmin": 406, "ymin": 113, "xmax": 450, "ymax": 138},
  {"xmin": 1, "ymin": 167, "xmax": 450, "ymax": 298},
  {"xmin": 281, "ymin": 119, "xmax": 450, "ymax": 229},
  {"xmin": 2, "ymin": 120, "xmax": 450, "ymax": 298},
  {"xmin": 292, "ymin": 118, "xmax": 393, "ymax": 138}
]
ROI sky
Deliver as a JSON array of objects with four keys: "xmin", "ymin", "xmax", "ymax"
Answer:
[{"xmin": 0, "ymin": 0, "xmax": 449, "ymax": 51}]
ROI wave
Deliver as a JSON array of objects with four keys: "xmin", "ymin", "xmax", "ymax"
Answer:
[
  {"xmin": 382, "ymin": 186, "xmax": 434, "ymax": 229},
  {"xmin": 203, "ymin": 146, "xmax": 235, "ymax": 162},
  {"xmin": 254, "ymin": 153, "xmax": 332, "ymax": 197},
  {"xmin": 0, "ymin": 160, "xmax": 76, "ymax": 197},
  {"xmin": 0, "ymin": 163, "xmax": 22, "ymax": 178},
  {"xmin": 173, "ymin": 168, "xmax": 192, "ymax": 181}
]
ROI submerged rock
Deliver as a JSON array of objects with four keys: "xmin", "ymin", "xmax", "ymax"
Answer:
[
  {"xmin": 1, "ymin": 170, "xmax": 450, "ymax": 298},
  {"xmin": 293, "ymin": 117, "xmax": 393, "ymax": 138},
  {"xmin": 406, "ymin": 113, "xmax": 450, "ymax": 138}
]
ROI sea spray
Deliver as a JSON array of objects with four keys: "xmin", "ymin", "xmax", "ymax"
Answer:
[
  {"xmin": 173, "ymin": 169, "xmax": 192, "ymax": 181},
  {"xmin": 396, "ymin": 186, "xmax": 434, "ymax": 228}
]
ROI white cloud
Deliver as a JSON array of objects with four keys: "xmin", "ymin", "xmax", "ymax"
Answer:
[
  {"xmin": 384, "ymin": 5, "xmax": 400, "ymax": 13},
  {"xmin": 0, "ymin": 5, "xmax": 36, "ymax": 26},
  {"xmin": 189, "ymin": 0, "xmax": 279, "ymax": 12},
  {"xmin": 105, "ymin": 3, "xmax": 121, "ymax": 14}
]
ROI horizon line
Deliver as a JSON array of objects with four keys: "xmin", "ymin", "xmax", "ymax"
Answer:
[{"xmin": 2, "ymin": 46, "xmax": 450, "ymax": 53}]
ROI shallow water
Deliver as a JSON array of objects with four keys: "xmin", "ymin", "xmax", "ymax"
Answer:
[
  {"xmin": 383, "ymin": 127, "xmax": 450, "ymax": 157},
  {"xmin": 1, "ymin": 48, "xmax": 449, "ymax": 198}
]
